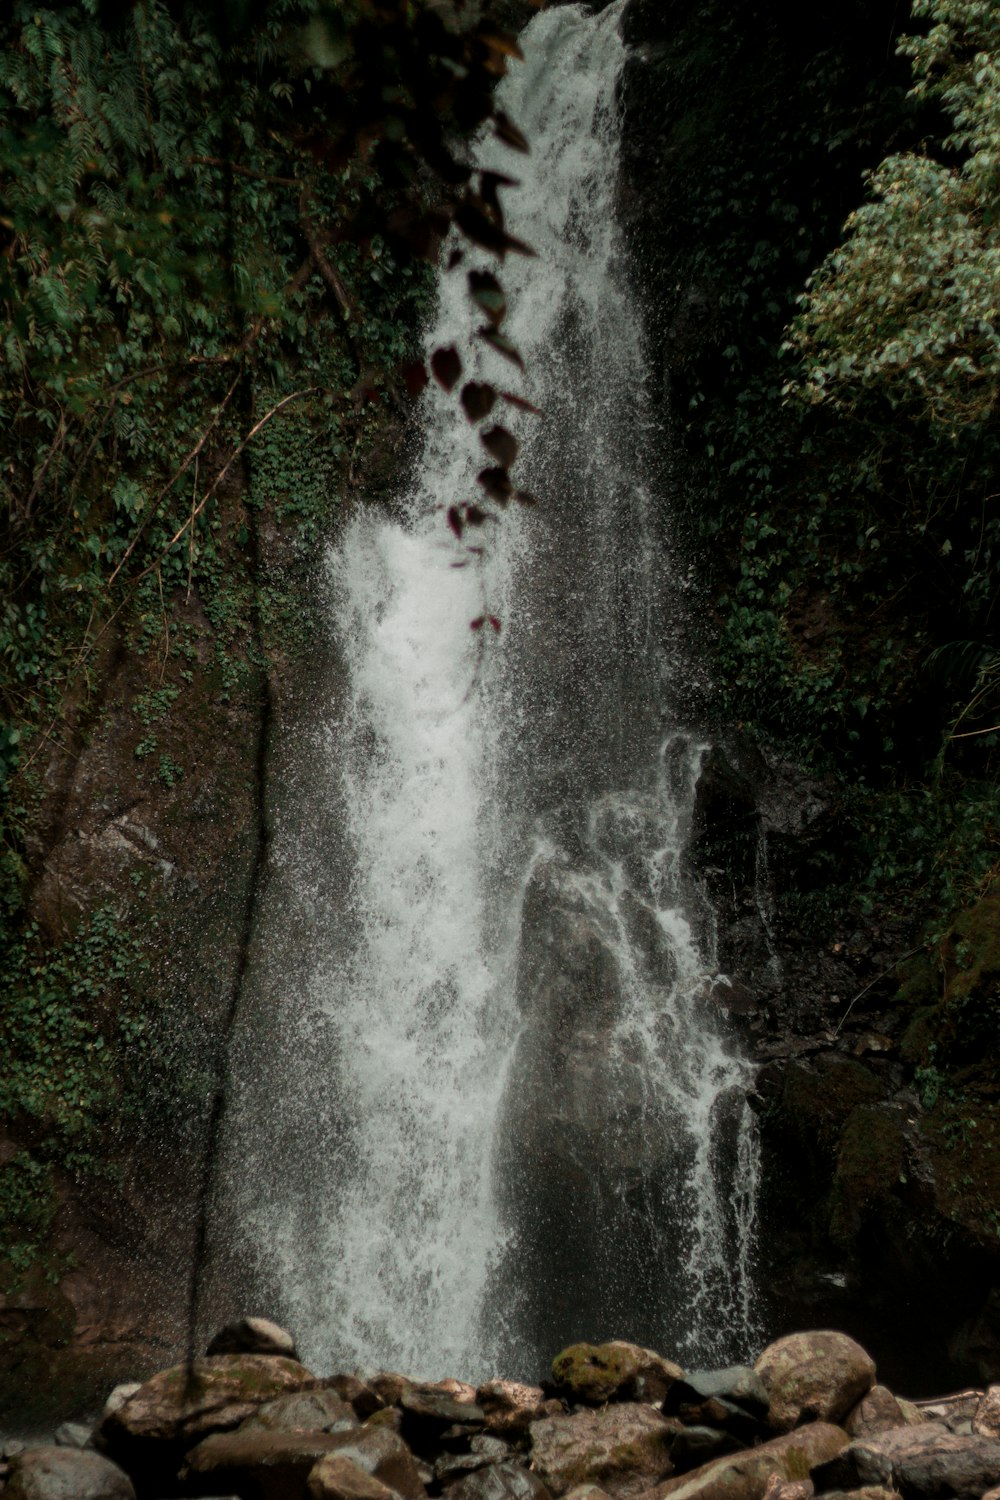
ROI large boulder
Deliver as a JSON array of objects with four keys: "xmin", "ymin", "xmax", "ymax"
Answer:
[
  {"xmin": 552, "ymin": 1344, "xmax": 683, "ymax": 1407},
  {"xmin": 318, "ymin": 1417, "xmax": 427, "ymax": 1499},
  {"xmin": 94, "ymin": 1353, "xmax": 317, "ymax": 1485},
  {"xmin": 664, "ymin": 1370, "xmax": 768, "ymax": 1424},
  {"xmin": 529, "ymin": 1404, "xmax": 677, "ymax": 1497},
  {"xmin": 812, "ymin": 1421, "xmax": 1000, "ymax": 1499},
  {"xmin": 754, "ymin": 1332, "xmax": 875, "ymax": 1432},
  {"xmin": 642, "ymin": 1422, "xmax": 850, "ymax": 1500},
  {"xmin": 4, "ymin": 1445, "xmax": 135, "ymax": 1500}
]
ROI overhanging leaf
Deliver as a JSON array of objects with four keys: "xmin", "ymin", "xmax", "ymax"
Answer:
[
  {"xmin": 481, "ymin": 424, "xmax": 518, "ymax": 467},
  {"xmin": 431, "ymin": 345, "xmax": 462, "ymax": 391}
]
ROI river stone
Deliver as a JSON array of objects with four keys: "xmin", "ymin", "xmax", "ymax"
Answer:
[
  {"xmin": 240, "ymin": 1389, "xmax": 359, "ymax": 1435},
  {"xmin": 400, "ymin": 1384, "xmax": 485, "ymax": 1436},
  {"xmin": 670, "ymin": 1428, "xmax": 744, "ymax": 1474},
  {"xmin": 5, "ymin": 1445, "xmax": 135, "ymax": 1500},
  {"xmin": 53, "ymin": 1420, "xmax": 92, "ymax": 1448},
  {"xmin": 370, "ymin": 1373, "xmax": 414, "ymax": 1408},
  {"xmin": 182, "ymin": 1428, "xmax": 348, "ymax": 1496},
  {"xmin": 206, "ymin": 1317, "xmax": 298, "ymax": 1359},
  {"xmin": 913, "ymin": 1393, "xmax": 982, "ymax": 1433},
  {"xmin": 643, "ymin": 1422, "xmax": 850, "ymax": 1500},
  {"xmin": 551, "ymin": 1343, "xmax": 683, "ymax": 1406},
  {"xmin": 309, "ymin": 1455, "xmax": 400, "ymax": 1500},
  {"xmin": 754, "ymin": 1332, "xmax": 875, "ymax": 1433},
  {"xmin": 845, "ymin": 1388, "xmax": 908, "ymax": 1439},
  {"xmin": 326, "ymin": 1375, "xmax": 385, "ymax": 1420},
  {"xmin": 319, "ymin": 1417, "xmax": 427, "ymax": 1499},
  {"xmin": 760, "ymin": 1478, "xmax": 811, "ymax": 1500},
  {"xmin": 446, "ymin": 1460, "xmax": 552, "ymax": 1500},
  {"xmin": 529, "ymin": 1403, "xmax": 676, "ymax": 1497},
  {"xmin": 665, "ymin": 1370, "xmax": 769, "ymax": 1423},
  {"xmin": 811, "ymin": 1421, "xmax": 1000, "ymax": 1498},
  {"xmin": 976, "ymin": 1387, "xmax": 1000, "ymax": 1437},
  {"xmin": 94, "ymin": 1353, "xmax": 317, "ymax": 1482},
  {"xmin": 478, "ymin": 1382, "xmax": 560, "ymax": 1437}
]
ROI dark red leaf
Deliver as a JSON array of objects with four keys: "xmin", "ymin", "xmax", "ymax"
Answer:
[
  {"xmin": 480, "ymin": 170, "xmax": 520, "ymax": 214},
  {"xmin": 488, "ymin": 615, "xmax": 502, "ymax": 632},
  {"xmin": 478, "ymin": 466, "xmax": 513, "ymax": 503},
  {"xmin": 431, "ymin": 345, "xmax": 462, "ymax": 392},
  {"xmin": 455, "ymin": 201, "xmax": 534, "ymax": 259},
  {"xmin": 464, "ymin": 504, "xmax": 494, "ymax": 526},
  {"xmin": 514, "ymin": 489, "xmax": 538, "ymax": 506},
  {"xmin": 468, "ymin": 269, "xmax": 506, "ymax": 326},
  {"xmin": 501, "ymin": 390, "xmax": 543, "ymax": 415},
  {"xmin": 481, "ymin": 424, "xmax": 518, "ymax": 467},
  {"xmin": 478, "ymin": 327, "xmax": 525, "ymax": 368},
  {"xmin": 494, "ymin": 110, "xmax": 529, "ymax": 153},
  {"xmin": 461, "ymin": 381, "xmax": 497, "ymax": 423},
  {"xmin": 447, "ymin": 505, "xmax": 464, "ymax": 538},
  {"xmin": 402, "ymin": 360, "xmax": 429, "ymax": 397},
  {"xmin": 470, "ymin": 614, "xmax": 485, "ymax": 630}
]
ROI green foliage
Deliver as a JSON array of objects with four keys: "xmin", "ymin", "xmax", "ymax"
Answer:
[{"xmin": 789, "ymin": 0, "xmax": 1000, "ymax": 427}]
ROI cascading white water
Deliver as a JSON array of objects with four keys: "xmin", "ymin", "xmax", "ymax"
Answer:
[{"xmin": 220, "ymin": 0, "xmax": 760, "ymax": 1381}]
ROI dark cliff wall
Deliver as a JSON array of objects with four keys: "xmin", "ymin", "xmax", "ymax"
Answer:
[{"xmin": 618, "ymin": 0, "xmax": 1000, "ymax": 1391}]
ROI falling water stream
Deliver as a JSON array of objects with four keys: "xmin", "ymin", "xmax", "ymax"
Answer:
[{"xmin": 220, "ymin": 0, "xmax": 760, "ymax": 1381}]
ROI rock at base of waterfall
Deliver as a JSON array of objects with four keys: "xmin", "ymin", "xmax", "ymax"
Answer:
[
  {"xmin": 664, "ymin": 1369, "xmax": 769, "ymax": 1425},
  {"xmin": 976, "ymin": 1387, "xmax": 1000, "ymax": 1437},
  {"xmin": 529, "ymin": 1404, "xmax": 677, "ymax": 1497},
  {"xmin": 319, "ymin": 1416, "xmax": 427, "ymax": 1499},
  {"xmin": 53, "ymin": 1419, "xmax": 93, "ymax": 1448},
  {"xmin": 400, "ymin": 1382, "xmax": 485, "ymax": 1439},
  {"xmin": 477, "ymin": 1382, "xmax": 560, "ymax": 1437},
  {"xmin": 240, "ymin": 1388, "xmax": 359, "ymax": 1435},
  {"xmin": 94, "ymin": 1353, "xmax": 317, "ymax": 1481},
  {"xmin": 760, "ymin": 1475, "xmax": 812, "ymax": 1500},
  {"xmin": 4, "ymin": 1445, "xmax": 136, "ymax": 1500},
  {"xmin": 670, "ymin": 1427, "xmax": 745, "ymax": 1474},
  {"xmin": 812, "ymin": 1421, "xmax": 1000, "ymax": 1499},
  {"xmin": 371, "ymin": 1374, "xmax": 416, "ymax": 1409},
  {"xmin": 309, "ymin": 1454, "xmax": 402, "ymax": 1500},
  {"xmin": 551, "ymin": 1344, "xmax": 684, "ymax": 1407},
  {"xmin": 754, "ymin": 1333, "xmax": 876, "ymax": 1433},
  {"xmin": 641, "ymin": 1422, "xmax": 850, "ymax": 1500},
  {"xmin": 206, "ymin": 1316, "xmax": 299, "ymax": 1360},
  {"xmin": 445, "ymin": 1460, "xmax": 553, "ymax": 1500},
  {"xmin": 843, "ymin": 1387, "xmax": 907, "ymax": 1440},
  {"xmin": 326, "ymin": 1375, "xmax": 386, "ymax": 1420},
  {"xmin": 182, "ymin": 1428, "xmax": 348, "ymax": 1491}
]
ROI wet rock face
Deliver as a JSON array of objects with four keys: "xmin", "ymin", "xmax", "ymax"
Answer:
[{"xmin": 528, "ymin": 1404, "xmax": 678, "ymax": 1498}]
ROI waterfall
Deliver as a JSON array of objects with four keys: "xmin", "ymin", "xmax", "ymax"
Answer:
[{"xmin": 219, "ymin": 0, "xmax": 760, "ymax": 1382}]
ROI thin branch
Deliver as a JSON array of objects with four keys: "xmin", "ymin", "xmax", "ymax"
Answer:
[
  {"xmin": 129, "ymin": 387, "xmax": 319, "ymax": 588},
  {"xmin": 189, "ymin": 154, "xmax": 300, "ymax": 188},
  {"xmin": 833, "ymin": 943, "xmax": 925, "ymax": 1036},
  {"xmin": 104, "ymin": 369, "xmax": 243, "ymax": 591}
]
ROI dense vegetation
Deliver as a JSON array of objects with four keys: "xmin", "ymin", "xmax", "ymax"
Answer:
[
  {"xmin": 626, "ymin": 0, "xmax": 1000, "ymax": 941},
  {"xmin": 0, "ymin": 0, "xmax": 531, "ymax": 1302}
]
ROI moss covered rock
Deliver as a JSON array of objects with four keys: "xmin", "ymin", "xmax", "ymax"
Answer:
[{"xmin": 550, "ymin": 1342, "xmax": 683, "ymax": 1406}]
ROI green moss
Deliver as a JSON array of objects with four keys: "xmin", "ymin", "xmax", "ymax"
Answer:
[{"xmin": 551, "ymin": 1342, "xmax": 635, "ymax": 1401}]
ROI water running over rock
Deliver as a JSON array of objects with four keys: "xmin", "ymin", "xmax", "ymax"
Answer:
[{"xmin": 219, "ymin": 0, "xmax": 760, "ymax": 1381}]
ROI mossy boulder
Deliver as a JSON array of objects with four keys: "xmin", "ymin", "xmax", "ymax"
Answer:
[
  {"xmin": 551, "ymin": 1342, "xmax": 683, "ymax": 1406},
  {"xmin": 829, "ymin": 1103, "xmax": 908, "ymax": 1249}
]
